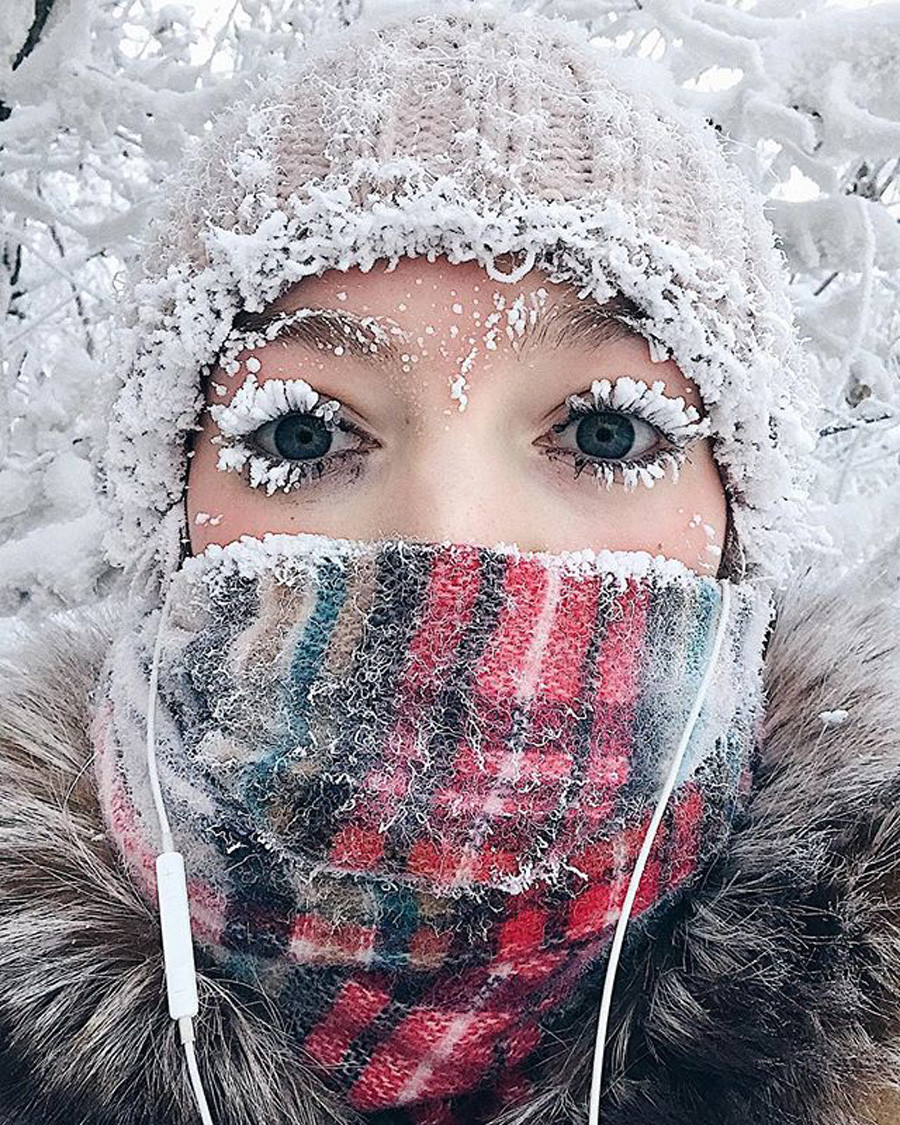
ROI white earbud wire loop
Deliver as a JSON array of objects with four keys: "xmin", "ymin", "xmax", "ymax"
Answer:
[
  {"xmin": 148, "ymin": 579, "xmax": 215, "ymax": 1125},
  {"xmin": 587, "ymin": 577, "xmax": 732, "ymax": 1125}
]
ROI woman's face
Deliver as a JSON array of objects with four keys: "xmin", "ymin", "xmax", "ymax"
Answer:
[{"xmin": 186, "ymin": 256, "xmax": 727, "ymax": 573}]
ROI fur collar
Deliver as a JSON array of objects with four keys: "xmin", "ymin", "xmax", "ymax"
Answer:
[{"xmin": 1, "ymin": 561, "xmax": 900, "ymax": 1125}]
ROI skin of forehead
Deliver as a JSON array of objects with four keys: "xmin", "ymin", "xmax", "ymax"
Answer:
[
  {"xmin": 188, "ymin": 253, "xmax": 727, "ymax": 575},
  {"xmin": 219, "ymin": 256, "xmax": 707, "ymax": 423}
]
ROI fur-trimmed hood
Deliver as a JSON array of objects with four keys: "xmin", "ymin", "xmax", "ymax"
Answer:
[{"xmin": 1, "ymin": 559, "xmax": 900, "ymax": 1125}]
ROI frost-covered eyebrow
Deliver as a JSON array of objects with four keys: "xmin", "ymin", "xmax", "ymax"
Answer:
[
  {"xmin": 228, "ymin": 292, "xmax": 645, "ymax": 372},
  {"xmin": 520, "ymin": 293, "xmax": 644, "ymax": 359},
  {"xmin": 230, "ymin": 306, "xmax": 405, "ymax": 370}
]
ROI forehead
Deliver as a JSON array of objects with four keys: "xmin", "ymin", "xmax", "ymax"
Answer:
[
  {"xmin": 260, "ymin": 256, "xmax": 637, "ymax": 342},
  {"xmin": 217, "ymin": 256, "xmax": 705, "ymax": 412}
]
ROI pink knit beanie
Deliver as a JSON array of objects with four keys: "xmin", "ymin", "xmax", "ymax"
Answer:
[{"xmin": 97, "ymin": 0, "xmax": 822, "ymax": 599}]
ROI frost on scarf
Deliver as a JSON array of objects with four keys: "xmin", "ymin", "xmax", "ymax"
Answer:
[
  {"xmin": 89, "ymin": 531, "xmax": 773, "ymax": 1116},
  {"xmin": 96, "ymin": 0, "xmax": 825, "ymax": 599}
]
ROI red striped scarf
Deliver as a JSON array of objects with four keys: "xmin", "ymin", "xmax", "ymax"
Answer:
[{"xmin": 90, "ymin": 535, "xmax": 772, "ymax": 1122}]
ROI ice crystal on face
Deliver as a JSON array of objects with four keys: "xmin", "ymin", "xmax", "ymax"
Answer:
[
  {"xmin": 554, "ymin": 375, "xmax": 709, "ymax": 493},
  {"xmin": 577, "ymin": 448, "xmax": 688, "ymax": 494},
  {"xmin": 568, "ymin": 377, "xmax": 709, "ymax": 444}
]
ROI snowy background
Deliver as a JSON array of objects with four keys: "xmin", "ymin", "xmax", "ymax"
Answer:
[{"xmin": 1, "ymin": 0, "xmax": 898, "ymax": 653}]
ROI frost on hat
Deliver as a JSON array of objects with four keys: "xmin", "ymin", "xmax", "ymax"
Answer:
[{"xmin": 97, "ymin": 0, "xmax": 821, "ymax": 598}]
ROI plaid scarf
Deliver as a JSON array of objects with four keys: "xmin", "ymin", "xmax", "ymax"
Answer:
[{"xmin": 90, "ymin": 534, "xmax": 773, "ymax": 1123}]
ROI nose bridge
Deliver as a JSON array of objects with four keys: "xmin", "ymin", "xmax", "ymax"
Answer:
[
  {"xmin": 403, "ymin": 442, "xmax": 494, "ymax": 545},
  {"xmin": 377, "ymin": 416, "xmax": 514, "ymax": 545}
]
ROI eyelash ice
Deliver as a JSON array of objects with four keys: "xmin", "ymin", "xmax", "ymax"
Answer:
[
  {"xmin": 209, "ymin": 369, "xmax": 711, "ymax": 497},
  {"xmin": 563, "ymin": 376, "xmax": 711, "ymax": 491},
  {"xmin": 208, "ymin": 372, "xmax": 345, "ymax": 495}
]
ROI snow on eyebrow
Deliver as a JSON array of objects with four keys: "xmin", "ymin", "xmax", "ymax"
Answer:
[
  {"xmin": 215, "ymin": 306, "xmax": 407, "ymax": 375},
  {"xmin": 211, "ymin": 288, "xmax": 655, "ymax": 416},
  {"xmin": 516, "ymin": 291, "xmax": 648, "ymax": 358}
]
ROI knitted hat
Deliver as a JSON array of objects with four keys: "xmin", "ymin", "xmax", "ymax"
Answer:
[{"xmin": 97, "ymin": 0, "xmax": 821, "ymax": 599}]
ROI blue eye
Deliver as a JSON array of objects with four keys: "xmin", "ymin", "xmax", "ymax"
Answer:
[
  {"xmin": 553, "ymin": 408, "xmax": 662, "ymax": 463},
  {"xmin": 252, "ymin": 413, "xmax": 364, "ymax": 462},
  {"xmin": 242, "ymin": 410, "xmax": 371, "ymax": 494},
  {"xmin": 254, "ymin": 414, "xmax": 335, "ymax": 461},
  {"xmin": 537, "ymin": 399, "xmax": 692, "ymax": 491}
]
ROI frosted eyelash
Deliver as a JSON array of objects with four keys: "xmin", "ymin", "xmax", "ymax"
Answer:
[
  {"xmin": 559, "ymin": 375, "xmax": 711, "ymax": 492},
  {"xmin": 208, "ymin": 372, "xmax": 348, "ymax": 495},
  {"xmin": 566, "ymin": 448, "xmax": 689, "ymax": 492},
  {"xmin": 567, "ymin": 376, "xmax": 710, "ymax": 443},
  {"xmin": 209, "ymin": 372, "xmax": 341, "ymax": 437}
]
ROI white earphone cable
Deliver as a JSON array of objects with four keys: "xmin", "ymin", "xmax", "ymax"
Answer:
[
  {"xmin": 587, "ymin": 577, "xmax": 732, "ymax": 1125},
  {"xmin": 147, "ymin": 581, "xmax": 175, "ymax": 854},
  {"xmin": 148, "ymin": 580, "xmax": 215, "ymax": 1125}
]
